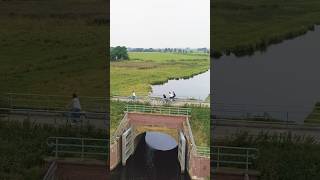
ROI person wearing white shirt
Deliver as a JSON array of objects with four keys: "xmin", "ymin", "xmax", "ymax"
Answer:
[{"xmin": 69, "ymin": 93, "xmax": 81, "ymax": 122}]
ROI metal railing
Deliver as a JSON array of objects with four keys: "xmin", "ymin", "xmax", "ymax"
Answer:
[
  {"xmin": 42, "ymin": 161, "xmax": 57, "ymax": 180},
  {"xmin": 112, "ymin": 95, "xmax": 209, "ymax": 105},
  {"xmin": 110, "ymin": 113, "xmax": 129, "ymax": 143},
  {"xmin": 196, "ymin": 146, "xmax": 210, "ymax": 157},
  {"xmin": 47, "ymin": 137, "xmax": 108, "ymax": 160},
  {"xmin": 6, "ymin": 93, "xmax": 107, "ymax": 112},
  {"xmin": 211, "ymin": 146, "xmax": 258, "ymax": 171},
  {"xmin": 212, "ymin": 103, "xmax": 316, "ymax": 123},
  {"xmin": 0, "ymin": 107, "xmax": 108, "ymax": 126},
  {"xmin": 125, "ymin": 104, "xmax": 191, "ymax": 116}
]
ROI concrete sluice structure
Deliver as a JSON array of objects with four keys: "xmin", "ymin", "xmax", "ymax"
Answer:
[{"xmin": 110, "ymin": 105, "xmax": 210, "ymax": 180}]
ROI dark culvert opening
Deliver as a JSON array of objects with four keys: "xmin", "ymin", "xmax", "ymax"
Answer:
[{"xmin": 110, "ymin": 132, "xmax": 191, "ymax": 180}]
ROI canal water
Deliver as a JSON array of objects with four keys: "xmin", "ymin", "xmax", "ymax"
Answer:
[
  {"xmin": 151, "ymin": 70, "xmax": 210, "ymax": 100},
  {"xmin": 110, "ymin": 132, "xmax": 191, "ymax": 180},
  {"xmin": 213, "ymin": 26, "xmax": 320, "ymax": 122}
]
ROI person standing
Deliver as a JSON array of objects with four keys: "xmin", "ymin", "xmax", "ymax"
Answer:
[
  {"xmin": 69, "ymin": 93, "xmax": 81, "ymax": 122},
  {"xmin": 132, "ymin": 90, "xmax": 136, "ymax": 100}
]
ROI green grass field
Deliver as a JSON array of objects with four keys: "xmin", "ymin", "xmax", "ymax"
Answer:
[
  {"xmin": 111, "ymin": 52, "xmax": 209, "ymax": 96},
  {"xmin": 217, "ymin": 132, "xmax": 320, "ymax": 180},
  {"xmin": 0, "ymin": 0, "xmax": 107, "ymax": 97},
  {"xmin": 212, "ymin": 0, "xmax": 320, "ymax": 57},
  {"xmin": 0, "ymin": 120, "xmax": 106, "ymax": 179},
  {"xmin": 111, "ymin": 101, "xmax": 210, "ymax": 146}
]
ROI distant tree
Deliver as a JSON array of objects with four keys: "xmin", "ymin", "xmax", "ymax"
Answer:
[{"xmin": 110, "ymin": 46, "xmax": 129, "ymax": 61}]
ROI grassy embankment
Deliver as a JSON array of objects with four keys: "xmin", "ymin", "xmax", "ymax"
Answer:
[
  {"xmin": 212, "ymin": 0, "xmax": 320, "ymax": 57},
  {"xmin": 111, "ymin": 52, "xmax": 209, "ymax": 96},
  {"xmin": 216, "ymin": 132, "xmax": 320, "ymax": 180},
  {"xmin": 0, "ymin": 0, "xmax": 108, "ymax": 179},
  {"xmin": 111, "ymin": 101, "xmax": 210, "ymax": 146},
  {"xmin": 0, "ymin": 0, "xmax": 107, "ymax": 97},
  {"xmin": 305, "ymin": 102, "xmax": 320, "ymax": 123},
  {"xmin": 0, "ymin": 120, "xmax": 106, "ymax": 179}
]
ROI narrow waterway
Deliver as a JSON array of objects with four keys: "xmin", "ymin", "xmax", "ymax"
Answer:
[
  {"xmin": 110, "ymin": 132, "xmax": 191, "ymax": 180},
  {"xmin": 213, "ymin": 26, "xmax": 320, "ymax": 122},
  {"xmin": 151, "ymin": 70, "xmax": 210, "ymax": 100}
]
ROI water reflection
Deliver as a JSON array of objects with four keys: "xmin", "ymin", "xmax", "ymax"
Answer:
[
  {"xmin": 213, "ymin": 26, "xmax": 320, "ymax": 122},
  {"xmin": 151, "ymin": 70, "xmax": 210, "ymax": 100},
  {"xmin": 110, "ymin": 133, "xmax": 191, "ymax": 180},
  {"xmin": 145, "ymin": 132, "xmax": 177, "ymax": 151}
]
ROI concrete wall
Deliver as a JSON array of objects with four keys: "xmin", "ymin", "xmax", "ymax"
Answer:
[
  {"xmin": 109, "ymin": 138, "xmax": 121, "ymax": 170},
  {"xmin": 189, "ymin": 155, "xmax": 210, "ymax": 180},
  {"xmin": 128, "ymin": 112, "xmax": 186, "ymax": 129},
  {"xmin": 110, "ymin": 112, "xmax": 211, "ymax": 180}
]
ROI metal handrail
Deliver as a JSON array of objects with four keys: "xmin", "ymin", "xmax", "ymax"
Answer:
[
  {"xmin": 196, "ymin": 146, "xmax": 210, "ymax": 157},
  {"xmin": 42, "ymin": 161, "xmax": 57, "ymax": 180},
  {"xmin": 110, "ymin": 113, "xmax": 129, "ymax": 143},
  {"xmin": 125, "ymin": 104, "xmax": 191, "ymax": 116},
  {"xmin": 6, "ymin": 93, "xmax": 107, "ymax": 112},
  {"xmin": 0, "ymin": 107, "xmax": 107, "ymax": 115},
  {"xmin": 211, "ymin": 146, "xmax": 258, "ymax": 171},
  {"xmin": 47, "ymin": 137, "xmax": 108, "ymax": 159},
  {"xmin": 7, "ymin": 93, "xmax": 107, "ymax": 99}
]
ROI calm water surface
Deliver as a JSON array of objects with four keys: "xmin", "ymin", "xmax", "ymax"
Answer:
[
  {"xmin": 151, "ymin": 70, "xmax": 210, "ymax": 100},
  {"xmin": 213, "ymin": 26, "xmax": 320, "ymax": 122},
  {"xmin": 110, "ymin": 132, "xmax": 190, "ymax": 180}
]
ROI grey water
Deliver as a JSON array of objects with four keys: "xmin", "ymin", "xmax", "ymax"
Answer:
[
  {"xmin": 110, "ymin": 132, "xmax": 190, "ymax": 180},
  {"xmin": 145, "ymin": 132, "xmax": 177, "ymax": 151},
  {"xmin": 151, "ymin": 70, "xmax": 210, "ymax": 100},
  {"xmin": 213, "ymin": 26, "xmax": 320, "ymax": 122}
]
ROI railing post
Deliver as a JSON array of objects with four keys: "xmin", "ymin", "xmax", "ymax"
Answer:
[
  {"xmin": 217, "ymin": 147, "xmax": 220, "ymax": 168},
  {"xmin": 55, "ymin": 138, "xmax": 58, "ymax": 158},
  {"xmin": 8, "ymin": 94, "xmax": 12, "ymax": 109},
  {"xmin": 81, "ymin": 138, "xmax": 84, "ymax": 160},
  {"xmin": 46, "ymin": 97, "xmax": 50, "ymax": 110},
  {"xmin": 246, "ymin": 149, "xmax": 249, "ymax": 171}
]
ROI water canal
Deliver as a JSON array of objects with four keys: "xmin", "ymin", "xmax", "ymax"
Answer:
[
  {"xmin": 110, "ymin": 132, "xmax": 191, "ymax": 180},
  {"xmin": 213, "ymin": 26, "xmax": 320, "ymax": 122},
  {"xmin": 151, "ymin": 70, "xmax": 210, "ymax": 100}
]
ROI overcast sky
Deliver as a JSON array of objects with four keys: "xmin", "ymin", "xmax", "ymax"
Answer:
[{"xmin": 110, "ymin": 0, "xmax": 209, "ymax": 48}]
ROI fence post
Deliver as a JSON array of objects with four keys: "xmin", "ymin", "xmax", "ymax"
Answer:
[
  {"xmin": 81, "ymin": 138, "xmax": 84, "ymax": 160},
  {"xmin": 55, "ymin": 138, "xmax": 58, "ymax": 158},
  {"xmin": 246, "ymin": 149, "xmax": 249, "ymax": 171},
  {"xmin": 217, "ymin": 147, "xmax": 220, "ymax": 168},
  {"xmin": 8, "ymin": 94, "xmax": 12, "ymax": 109}
]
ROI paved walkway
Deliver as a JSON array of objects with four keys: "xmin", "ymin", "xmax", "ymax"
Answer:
[
  {"xmin": 0, "ymin": 108, "xmax": 108, "ymax": 129},
  {"xmin": 112, "ymin": 96, "xmax": 210, "ymax": 107},
  {"xmin": 213, "ymin": 119, "xmax": 320, "ymax": 142}
]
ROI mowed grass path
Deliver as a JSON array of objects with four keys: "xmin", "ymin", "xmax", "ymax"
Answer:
[
  {"xmin": 0, "ymin": 0, "xmax": 107, "ymax": 97},
  {"xmin": 111, "ymin": 52, "xmax": 209, "ymax": 96},
  {"xmin": 212, "ymin": 0, "xmax": 320, "ymax": 55}
]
